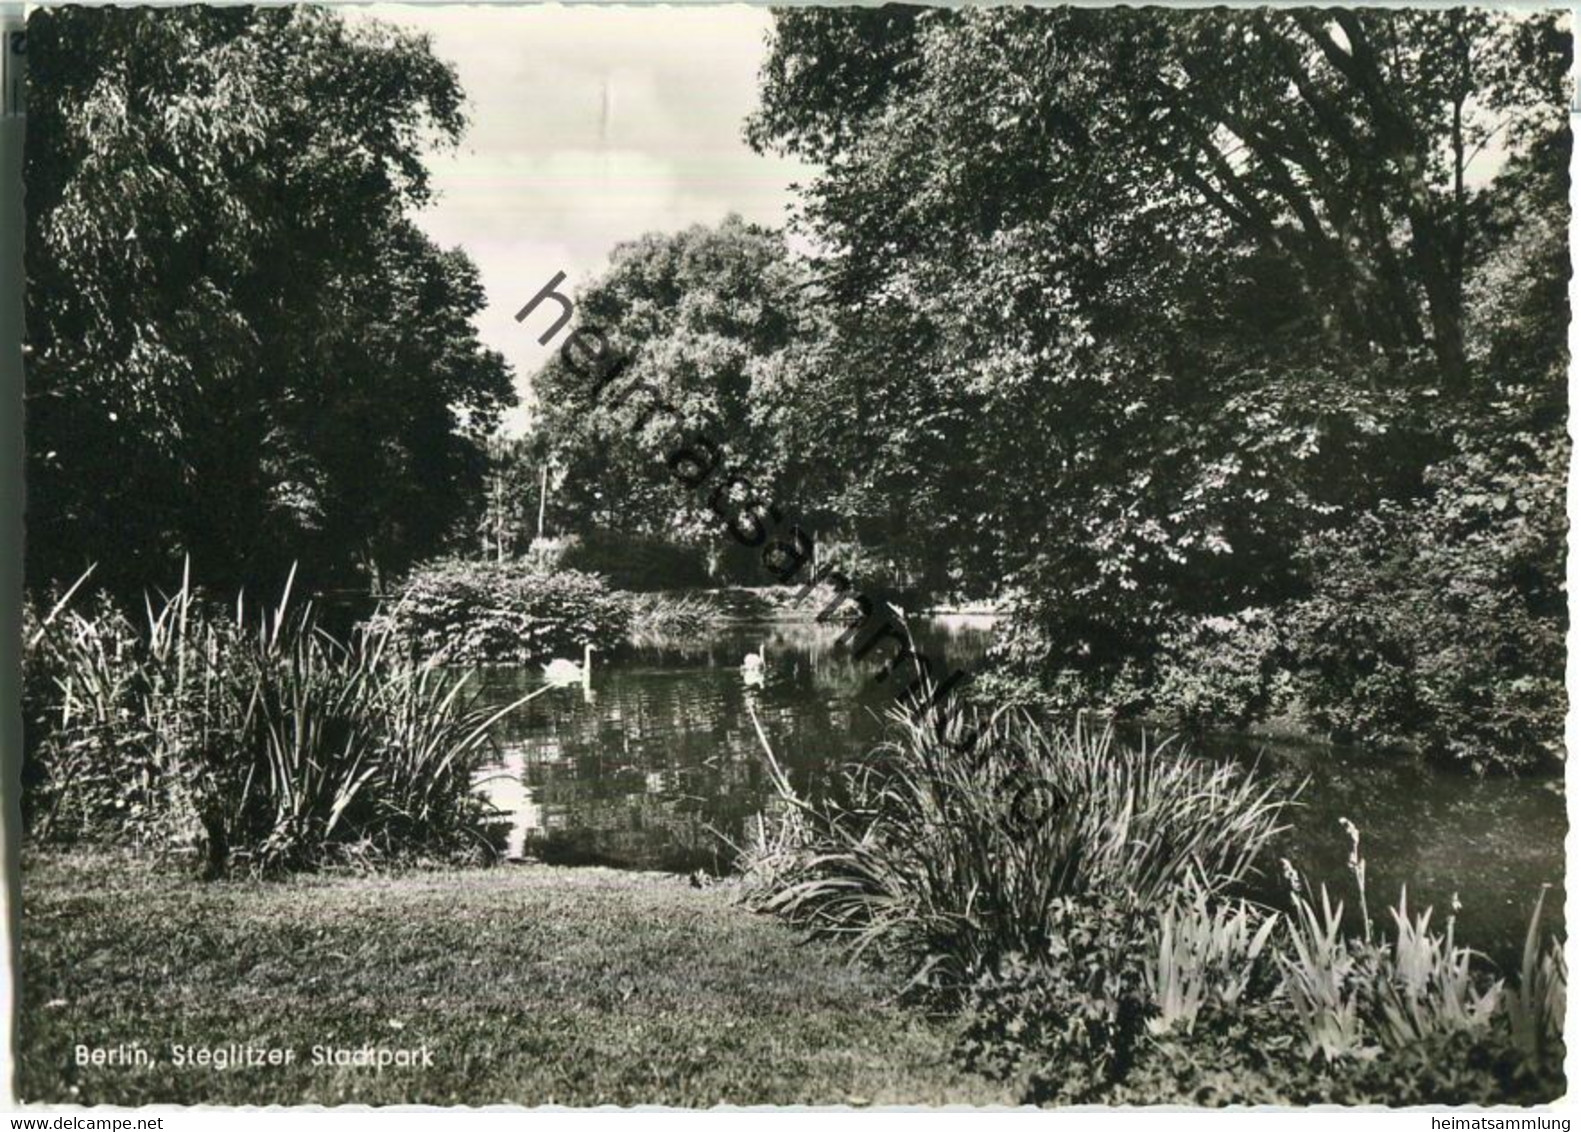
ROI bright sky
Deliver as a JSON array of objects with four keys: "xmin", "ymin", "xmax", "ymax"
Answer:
[{"xmin": 361, "ymin": 4, "xmax": 812, "ymax": 433}]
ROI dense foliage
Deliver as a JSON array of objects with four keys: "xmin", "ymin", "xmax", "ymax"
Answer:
[
  {"xmin": 738, "ymin": 706, "xmax": 1286, "ymax": 992},
  {"xmin": 740, "ymin": 710, "xmax": 1565, "ymax": 1104},
  {"xmin": 377, "ymin": 558, "xmax": 631, "ymax": 665},
  {"xmin": 25, "ymin": 6, "xmax": 513, "ymax": 596},
  {"xmin": 517, "ymin": 7, "xmax": 1568, "ymax": 767},
  {"xmin": 527, "ymin": 216, "xmax": 811, "ymax": 561},
  {"xmin": 1287, "ymin": 391, "xmax": 1569, "ymax": 770},
  {"xmin": 23, "ymin": 569, "xmax": 539, "ymax": 875},
  {"xmin": 561, "ymin": 532, "xmax": 715, "ymax": 592}
]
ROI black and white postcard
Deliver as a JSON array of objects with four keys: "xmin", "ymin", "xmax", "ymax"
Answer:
[{"xmin": 8, "ymin": 1, "xmax": 1573, "ymax": 1112}]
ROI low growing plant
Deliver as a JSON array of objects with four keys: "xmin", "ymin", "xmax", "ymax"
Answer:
[
  {"xmin": 25, "ymin": 565, "xmax": 546, "ymax": 875},
  {"xmin": 739, "ymin": 696, "xmax": 1287, "ymax": 993},
  {"xmin": 377, "ymin": 557, "xmax": 631, "ymax": 665},
  {"xmin": 625, "ymin": 591, "xmax": 725, "ymax": 643},
  {"xmin": 959, "ymin": 899, "xmax": 1154, "ymax": 1104},
  {"xmin": 1145, "ymin": 886, "xmax": 1280, "ymax": 1036},
  {"xmin": 1371, "ymin": 892, "xmax": 1503, "ymax": 1051},
  {"xmin": 1505, "ymin": 886, "xmax": 1566, "ymax": 1068},
  {"xmin": 1277, "ymin": 822, "xmax": 1555, "ymax": 1078},
  {"xmin": 1278, "ymin": 878, "xmax": 1374, "ymax": 1062}
]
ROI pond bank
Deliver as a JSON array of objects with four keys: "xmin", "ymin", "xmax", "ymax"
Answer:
[
  {"xmin": 474, "ymin": 618, "xmax": 1564, "ymax": 967},
  {"xmin": 666, "ymin": 585, "xmax": 997, "ymax": 624},
  {"xmin": 18, "ymin": 850, "xmax": 1018, "ymax": 1107}
]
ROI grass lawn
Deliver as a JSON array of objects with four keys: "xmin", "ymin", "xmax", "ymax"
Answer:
[{"xmin": 18, "ymin": 850, "xmax": 1018, "ymax": 1107}]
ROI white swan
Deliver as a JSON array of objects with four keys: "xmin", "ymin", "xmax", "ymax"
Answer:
[
  {"xmin": 544, "ymin": 643, "xmax": 593, "ymax": 684},
  {"xmin": 741, "ymin": 641, "xmax": 767, "ymax": 688}
]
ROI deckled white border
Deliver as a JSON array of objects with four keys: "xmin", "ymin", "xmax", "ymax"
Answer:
[{"xmin": 0, "ymin": 0, "xmax": 1573, "ymax": 1121}]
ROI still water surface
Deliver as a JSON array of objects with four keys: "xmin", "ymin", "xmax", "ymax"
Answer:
[{"xmin": 475, "ymin": 618, "xmax": 1564, "ymax": 966}]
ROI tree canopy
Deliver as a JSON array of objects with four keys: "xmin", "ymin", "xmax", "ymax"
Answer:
[
  {"xmin": 529, "ymin": 215, "xmax": 811, "ymax": 554},
  {"xmin": 523, "ymin": 6, "xmax": 1567, "ymax": 763},
  {"xmin": 25, "ymin": 6, "xmax": 513, "ymax": 594},
  {"xmin": 739, "ymin": 6, "xmax": 1568, "ymax": 680}
]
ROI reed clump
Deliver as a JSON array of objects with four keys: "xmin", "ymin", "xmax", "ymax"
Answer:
[
  {"xmin": 737, "ymin": 698, "xmax": 1287, "ymax": 993},
  {"xmin": 625, "ymin": 591, "xmax": 725, "ymax": 643},
  {"xmin": 23, "ymin": 564, "xmax": 544, "ymax": 876},
  {"xmin": 737, "ymin": 703, "xmax": 1565, "ymax": 1104}
]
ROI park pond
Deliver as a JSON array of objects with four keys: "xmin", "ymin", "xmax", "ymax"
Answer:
[{"xmin": 474, "ymin": 617, "xmax": 1564, "ymax": 968}]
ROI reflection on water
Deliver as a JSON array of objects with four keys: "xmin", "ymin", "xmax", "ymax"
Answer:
[
  {"xmin": 476, "ymin": 618, "xmax": 990, "ymax": 874},
  {"xmin": 474, "ymin": 616, "xmax": 1563, "ymax": 965}
]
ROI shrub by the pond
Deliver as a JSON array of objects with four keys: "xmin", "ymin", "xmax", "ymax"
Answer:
[
  {"xmin": 560, "ymin": 530, "xmax": 714, "ymax": 591},
  {"xmin": 738, "ymin": 703, "xmax": 1565, "ymax": 1105},
  {"xmin": 23, "ymin": 567, "xmax": 542, "ymax": 875},
  {"xmin": 1148, "ymin": 608, "xmax": 1297, "ymax": 729},
  {"xmin": 379, "ymin": 558, "xmax": 631, "ymax": 665},
  {"xmin": 958, "ymin": 835, "xmax": 1565, "ymax": 1105},
  {"xmin": 1286, "ymin": 423, "xmax": 1567, "ymax": 772},
  {"xmin": 626, "ymin": 591, "xmax": 725, "ymax": 642},
  {"xmin": 738, "ymin": 703, "xmax": 1287, "ymax": 993}
]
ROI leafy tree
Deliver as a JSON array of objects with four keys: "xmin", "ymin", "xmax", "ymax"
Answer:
[
  {"xmin": 751, "ymin": 7, "xmax": 1566, "ymax": 389},
  {"xmin": 747, "ymin": 6, "xmax": 1568, "ymax": 760},
  {"xmin": 476, "ymin": 434, "xmax": 550, "ymax": 563},
  {"xmin": 1285, "ymin": 127, "xmax": 1570, "ymax": 769},
  {"xmin": 529, "ymin": 215, "xmax": 809, "ymax": 571},
  {"xmin": 25, "ymin": 6, "xmax": 513, "ymax": 595}
]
